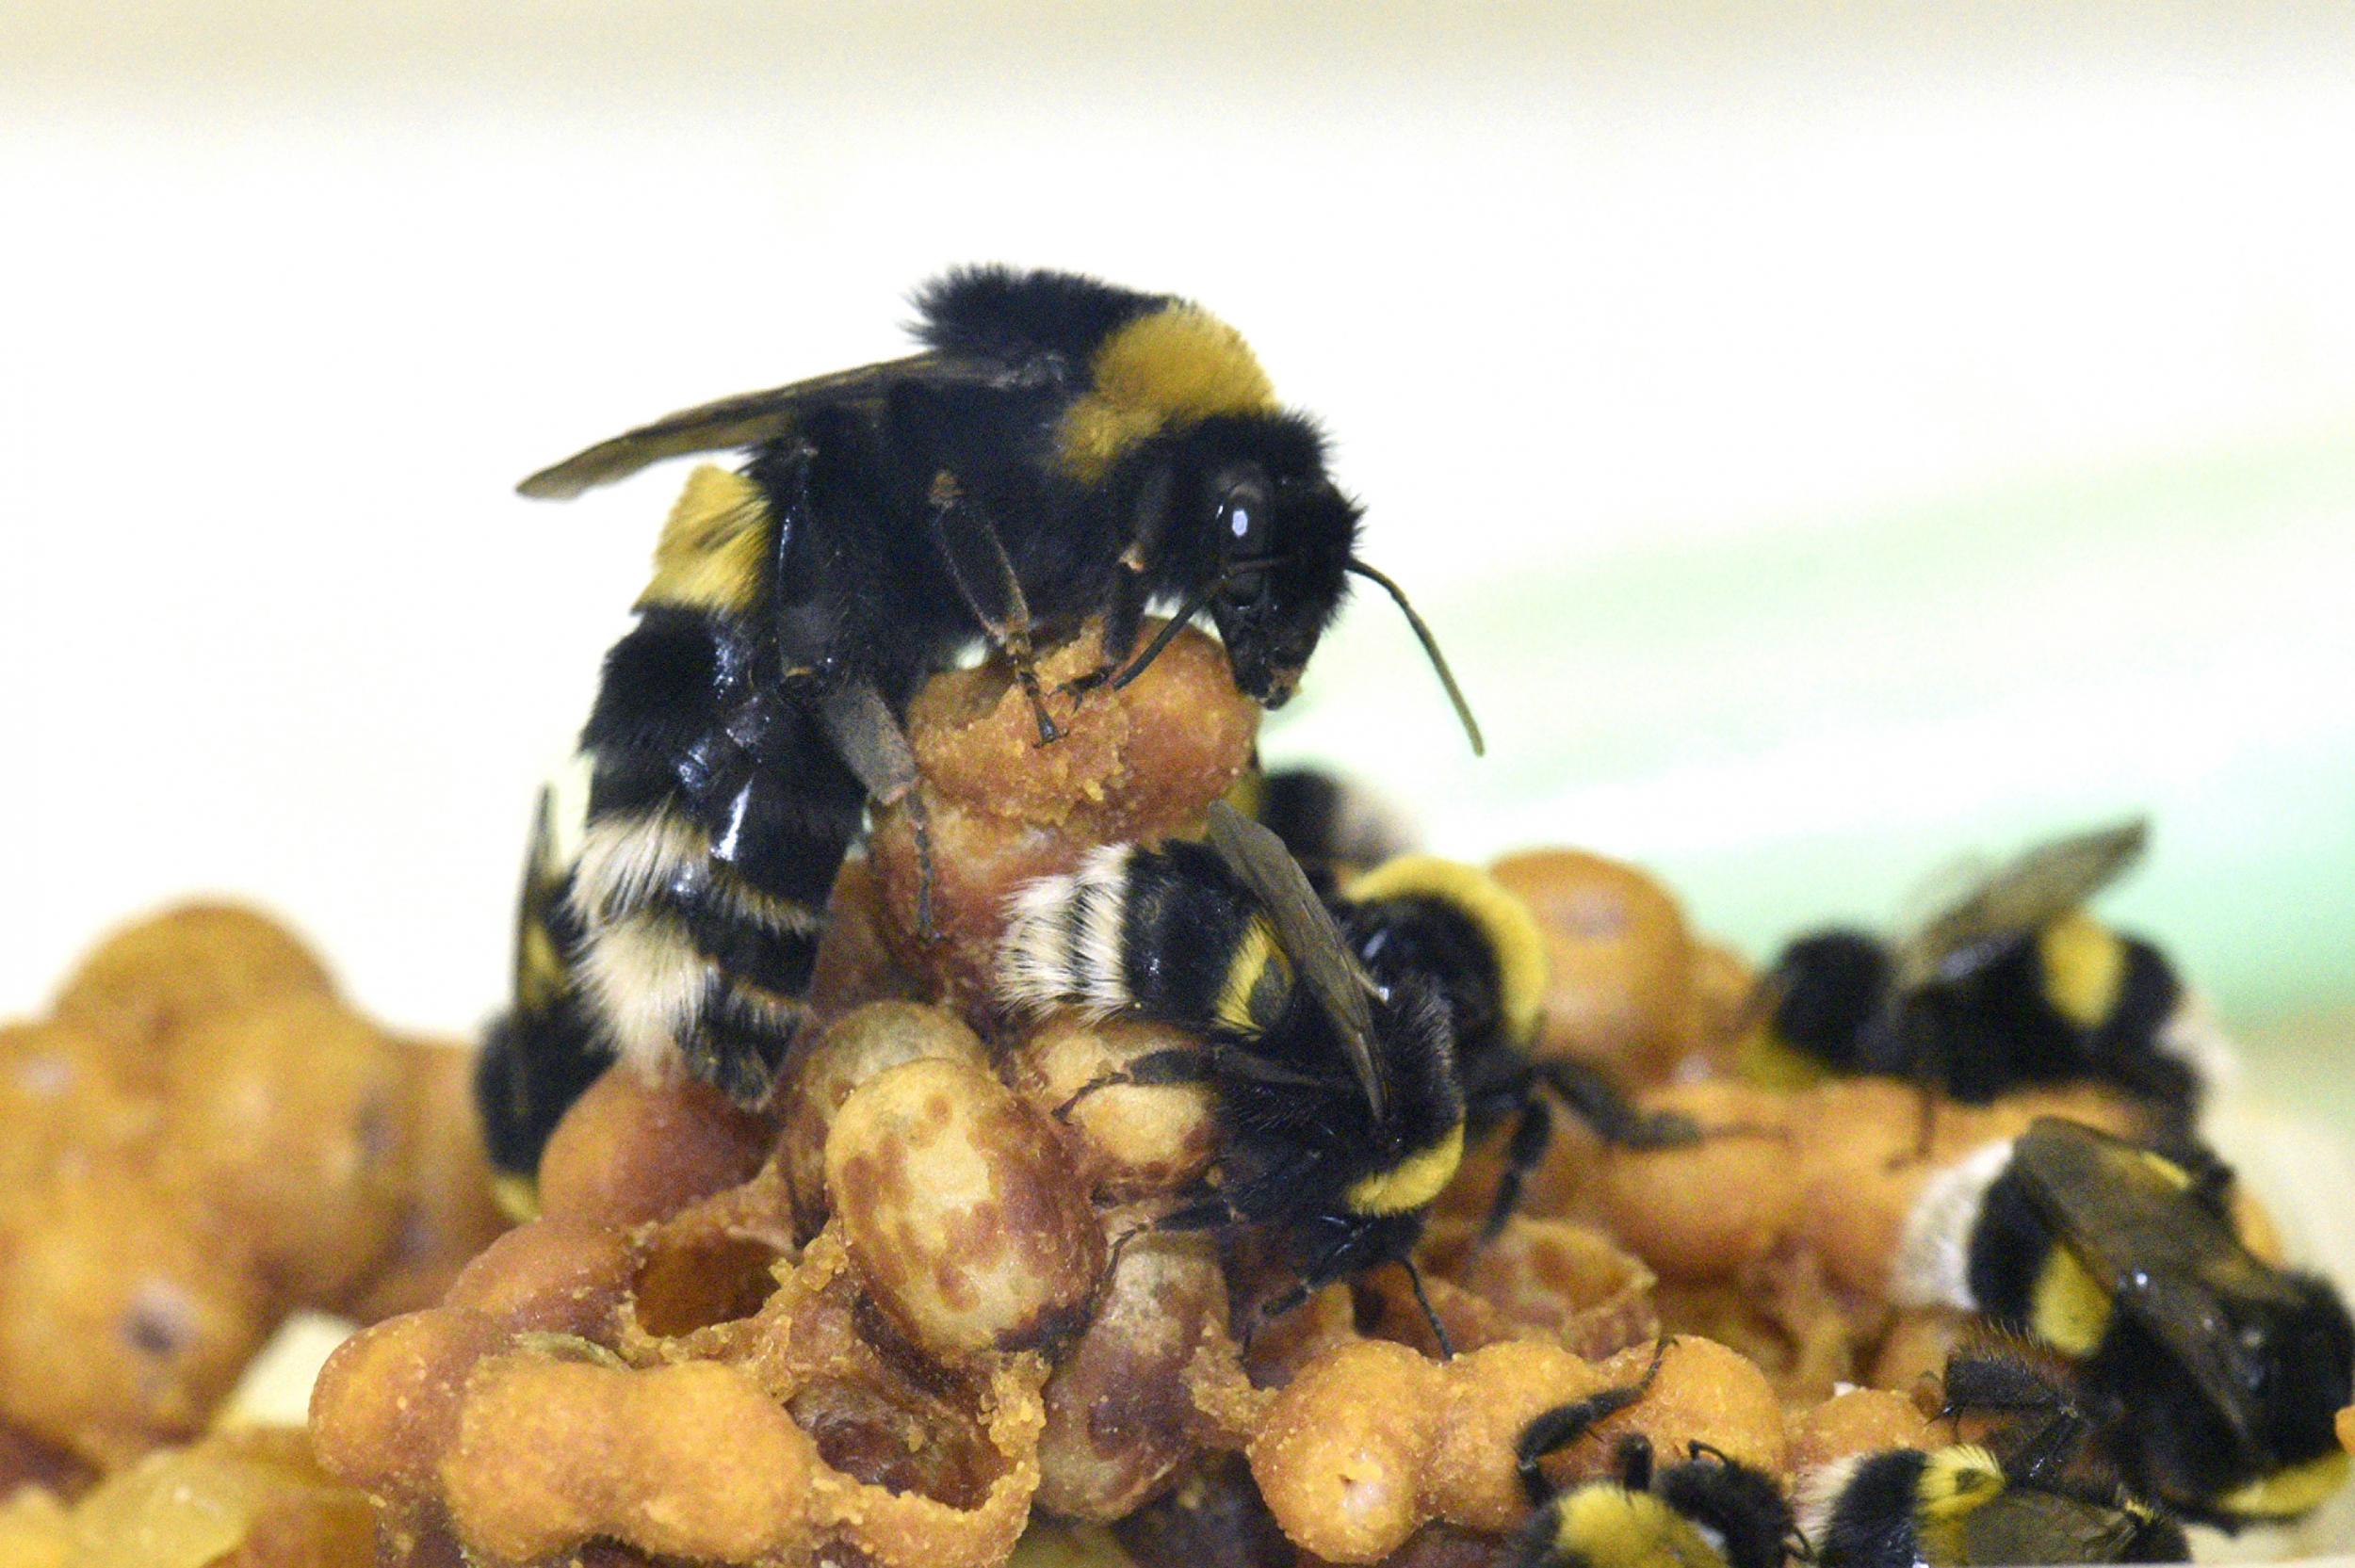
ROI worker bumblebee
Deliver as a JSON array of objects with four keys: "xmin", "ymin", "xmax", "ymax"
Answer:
[
  {"xmin": 1746, "ymin": 821, "xmax": 2217, "ymax": 1126},
  {"xmin": 1508, "ymin": 1341, "xmax": 1799, "ymax": 1568},
  {"xmin": 999, "ymin": 802, "xmax": 1468, "ymax": 1338},
  {"xmin": 479, "ymin": 267, "xmax": 1479, "ymax": 1175},
  {"xmin": 1889, "ymin": 1116, "xmax": 2353, "ymax": 1527}
]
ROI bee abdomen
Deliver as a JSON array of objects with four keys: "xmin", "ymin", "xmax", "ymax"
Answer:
[
  {"xmin": 999, "ymin": 839, "xmax": 1262, "ymax": 1031},
  {"xmin": 999, "ymin": 844, "xmax": 1145, "ymax": 1017},
  {"xmin": 570, "ymin": 801, "xmax": 824, "ymax": 1103},
  {"xmin": 1890, "ymin": 1137, "xmax": 2025, "ymax": 1314}
]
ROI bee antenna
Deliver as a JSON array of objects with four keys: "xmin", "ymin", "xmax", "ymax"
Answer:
[{"xmin": 1344, "ymin": 558, "xmax": 1485, "ymax": 756}]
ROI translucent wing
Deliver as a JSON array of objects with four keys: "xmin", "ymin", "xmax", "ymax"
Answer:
[
  {"xmin": 1204, "ymin": 801, "xmax": 1388, "ymax": 1118},
  {"xmin": 2007, "ymin": 1117, "xmax": 2297, "ymax": 1451},
  {"xmin": 517, "ymin": 351, "xmax": 1045, "ymax": 499},
  {"xmin": 1892, "ymin": 818, "xmax": 2150, "ymax": 994}
]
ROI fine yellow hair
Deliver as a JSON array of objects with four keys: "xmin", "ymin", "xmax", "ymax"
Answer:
[
  {"xmin": 1055, "ymin": 304, "xmax": 1276, "ymax": 481},
  {"xmin": 2028, "ymin": 1242, "xmax": 2114, "ymax": 1357},
  {"xmin": 1910, "ymin": 1446, "xmax": 2006, "ymax": 1563},
  {"xmin": 636, "ymin": 464, "xmax": 771, "ymax": 613},
  {"xmin": 1345, "ymin": 1124, "xmax": 1465, "ymax": 1217},
  {"xmin": 1216, "ymin": 920, "xmax": 1288, "ymax": 1035},
  {"xmin": 2036, "ymin": 913, "xmax": 2126, "ymax": 1029},
  {"xmin": 1549, "ymin": 1485, "xmax": 1730, "ymax": 1568},
  {"xmin": 1345, "ymin": 856, "xmax": 1550, "ymax": 1045}
]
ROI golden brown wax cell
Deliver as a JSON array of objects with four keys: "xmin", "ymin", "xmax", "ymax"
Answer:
[
  {"xmin": 441, "ymin": 1219, "xmax": 637, "ymax": 1339},
  {"xmin": 1035, "ymin": 1226, "xmax": 1226, "ymax": 1521},
  {"xmin": 1424, "ymin": 1340, "xmax": 1603, "ymax": 1533},
  {"xmin": 1422, "ymin": 1217, "xmax": 1659, "ymax": 1362},
  {"xmin": 308, "ymin": 1307, "xmax": 510, "ymax": 1500},
  {"xmin": 778, "ymin": 1000, "xmax": 993, "ymax": 1237},
  {"xmin": 869, "ymin": 621, "xmax": 1258, "ymax": 1012},
  {"xmin": 440, "ymin": 1357, "xmax": 820, "ymax": 1565},
  {"xmin": 1682, "ymin": 939, "xmax": 1762, "ymax": 1074},
  {"xmin": 0, "ymin": 1020, "xmax": 155, "ymax": 1199},
  {"xmin": 535, "ymin": 1067, "xmax": 775, "ymax": 1229},
  {"xmin": 1490, "ymin": 849, "xmax": 1697, "ymax": 1089},
  {"xmin": 806, "ymin": 854, "xmax": 931, "ymax": 1026},
  {"xmin": 50, "ymin": 903, "xmax": 335, "ymax": 1079},
  {"xmin": 342, "ymin": 1036, "xmax": 512, "ymax": 1322},
  {"xmin": 0, "ymin": 1161, "xmax": 269, "ymax": 1468},
  {"xmin": 1252, "ymin": 1339, "xmax": 1448, "ymax": 1563},
  {"xmin": 1006, "ymin": 1014, "xmax": 1219, "ymax": 1201},
  {"xmin": 1787, "ymin": 1387, "xmax": 1940, "ymax": 1476},
  {"xmin": 1590, "ymin": 1080, "xmax": 1799, "ymax": 1284},
  {"xmin": 156, "ymin": 994, "xmax": 415, "ymax": 1305},
  {"xmin": 826, "ymin": 1057, "xmax": 1106, "ymax": 1359}
]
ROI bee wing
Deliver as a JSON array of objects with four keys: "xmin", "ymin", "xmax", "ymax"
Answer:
[
  {"xmin": 1963, "ymin": 1490, "xmax": 2148, "ymax": 1567},
  {"xmin": 516, "ymin": 351, "xmax": 1038, "ymax": 499},
  {"xmin": 1891, "ymin": 818, "xmax": 2150, "ymax": 994},
  {"xmin": 1204, "ymin": 802, "xmax": 1389, "ymax": 1119},
  {"xmin": 2007, "ymin": 1117, "xmax": 2292, "ymax": 1450}
]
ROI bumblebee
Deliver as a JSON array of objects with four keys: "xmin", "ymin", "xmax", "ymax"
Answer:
[
  {"xmin": 1333, "ymin": 849, "xmax": 1703, "ymax": 1237},
  {"xmin": 1888, "ymin": 1116, "xmax": 2354, "ymax": 1527},
  {"xmin": 999, "ymin": 802, "xmax": 1468, "ymax": 1335},
  {"xmin": 1798, "ymin": 1445, "xmax": 2185, "ymax": 1566},
  {"xmin": 1744, "ymin": 820, "xmax": 2214, "ymax": 1124},
  {"xmin": 1798, "ymin": 1339, "xmax": 2188, "ymax": 1566},
  {"xmin": 1508, "ymin": 1341, "xmax": 1798, "ymax": 1568},
  {"xmin": 487, "ymin": 267, "xmax": 1480, "ymax": 1136}
]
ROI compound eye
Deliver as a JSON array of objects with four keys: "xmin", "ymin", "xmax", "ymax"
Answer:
[{"xmin": 1217, "ymin": 473, "xmax": 1275, "ymax": 592}]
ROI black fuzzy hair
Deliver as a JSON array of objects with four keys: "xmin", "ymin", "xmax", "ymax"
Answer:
[
  {"xmin": 910, "ymin": 265, "xmax": 1172, "ymax": 367},
  {"xmin": 1772, "ymin": 929, "xmax": 1893, "ymax": 1070},
  {"xmin": 1657, "ymin": 1453, "xmax": 1799, "ymax": 1568},
  {"xmin": 1814, "ymin": 1450, "xmax": 1927, "ymax": 1568}
]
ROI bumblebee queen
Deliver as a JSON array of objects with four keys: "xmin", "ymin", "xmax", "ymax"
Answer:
[{"xmin": 476, "ymin": 267, "xmax": 1478, "ymax": 1177}]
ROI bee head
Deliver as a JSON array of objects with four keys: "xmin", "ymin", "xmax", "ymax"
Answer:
[
  {"xmin": 1769, "ymin": 929, "xmax": 1892, "ymax": 1071},
  {"xmin": 1161, "ymin": 413, "xmax": 1358, "ymax": 708}
]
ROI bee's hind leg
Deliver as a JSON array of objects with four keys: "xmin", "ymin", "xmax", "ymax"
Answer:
[
  {"xmin": 926, "ymin": 472, "xmax": 1064, "ymax": 746},
  {"xmin": 1539, "ymin": 1059, "xmax": 1705, "ymax": 1149},
  {"xmin": 1474, "ymin": 1093, "xmax": 1555, "ymax": 1247},
  {"xmin": 820, "ymin": 677, "xmax": 941, "ymax": 940}
]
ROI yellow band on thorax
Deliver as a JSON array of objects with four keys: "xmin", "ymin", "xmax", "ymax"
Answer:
[
  {"xmin": 1054, "ymin": 305, "xmax": 1276, "ymax": 482},
  {"xmin": 1216, "ymin": 920, "xmax": 1285, "ymax": 1034},
  {"xmin": 1344, "ymin": 855, "xmax": 1549, "ymax": 1045},
  {"xmin": 2029, "ymin": 1242, "xmax": 2114, "ymax": 1356}
]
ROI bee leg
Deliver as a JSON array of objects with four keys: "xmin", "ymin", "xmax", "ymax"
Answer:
[
  {"xmin": 1537, "ymin": 1059, "xmax": 1705, "ymax": 1150},
  {"xmin": 1399, "ymin": 1256, "xmax": 1457, "ymax": 1361},
  {"xmin": 1941, "ymin": 1346, "xmax": 2091, "ymax": 1486},
  {"xmin": 925, "ymin": 473, "xmax": 1064, "ymax": 746},
  {"xmin": 1475, "ymin": 1094, "xmax": 1555, "ymax": 1246},
  {"xmin": 1514, "ymin": 1339, "xmax": 1674, "ymax": 1504},
  {"xmin": 1613, "ymin": 1432, "xmax": 1656, "ymax": 1493},
  {"xmin": 1050, "ymin": 1047, "xmax": 1211, "ymax": 1118},
  {"xmin": 819, "ymin": 677, "xmax": 940, "ymax": 940}
]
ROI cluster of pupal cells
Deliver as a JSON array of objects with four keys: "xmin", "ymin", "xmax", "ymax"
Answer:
[{"xmin": 467, "ymin": 267, "xmax": 2355, "ymax": 1568}]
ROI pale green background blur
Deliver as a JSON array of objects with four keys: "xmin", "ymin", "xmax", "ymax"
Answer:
[
  {"xmin": 4, "ymin": 3, "xmax": 2350, "ymax": 1112},
  {"xmin": 1271, "ymin": 425, "xmax": 2355, "ymax": 1072}
]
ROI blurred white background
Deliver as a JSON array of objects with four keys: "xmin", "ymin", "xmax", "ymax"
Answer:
[{"xmin": 6, "ymin": 4, "xmax": 2353, "ymax": 1065}]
